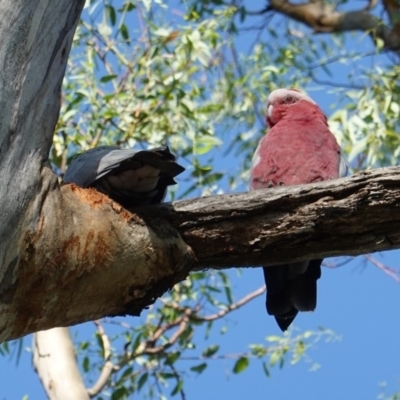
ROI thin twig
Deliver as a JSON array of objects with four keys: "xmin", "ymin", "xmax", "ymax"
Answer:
[
  {"xmin": 308, "ymin": 72, "xmax": 366, "ymax": 90},
  {"xmin": 197, "ymin": 285, "xmax": 266, "ymax": 321},
  {"xmin": 364, "ymin": 254, "xmax": 400, "ymax": 283},
  {"xmin": 139, "ymin": 310, "xmax": 191, "ymax": 355},
  {"xmin": 87, "ymin": 321, "xmax": 115, "ymax": 397},
  {"xmin": 163, "ymin": 285, "xmax": 266, "ymax": 322}
]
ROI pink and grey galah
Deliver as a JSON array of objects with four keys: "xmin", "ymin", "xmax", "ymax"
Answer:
[{"xmin": 250, "ymin": 88, "xmax": 348, "ymax": 331}]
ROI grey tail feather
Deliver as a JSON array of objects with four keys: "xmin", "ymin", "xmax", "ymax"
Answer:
[
  {"xmin": 263, "ymin": 259, "xmax": 322, "ymax": 331},
  {"xmin": 131, "ymin": 146, "xmax": 185, "ymax": 177}
]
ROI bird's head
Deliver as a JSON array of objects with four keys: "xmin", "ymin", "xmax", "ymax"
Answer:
[{"xmin": 266, "ymin": 88, "xmax": 317, "ymax": 127}]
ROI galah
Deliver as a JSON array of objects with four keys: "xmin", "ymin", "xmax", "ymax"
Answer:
[
  {"xmin": 63, "ymin": 145, "xmax": 185, "ymax": 209},
  {"xmin": 250, "ymin": 88, "xmax": 347, "ymax": 331}
]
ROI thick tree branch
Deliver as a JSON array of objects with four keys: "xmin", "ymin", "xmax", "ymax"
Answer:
[
  {"xmin": 268, "ymin": 0, "xmax": 400, "ymax": 52},
  {"xmin": 0, "ymin": 176, "xmax": 195, "ymax": 342},
  {"xmin": 382, "ymin": 0, "xmax": 400, "ymax": 43},
  {"xmin": 2, "ymin": 165, "xmax": 400, "ymax": 342},
  {"xmin": 2, "ymin": 0, "xmax": 400, "ymax": 347},
  {"xmin": 33, "ymin": 327, "xmax": 89, "ymax": 400},
  {"xmin": 151, "ymin": 166, "xmax": 400, "ymax": 269}
]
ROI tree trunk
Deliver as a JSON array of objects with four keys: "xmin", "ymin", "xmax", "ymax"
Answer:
[
  {"xmin": 0, "ymin": 0, "xmax": 193, "ymax": 343},
  {"xmin": 2, "ymin": 0, "xmax": 400, "ymax": 344},
  {"xmin": 33, "ymin": 327, "xmax": 90, "ymax": 400}
]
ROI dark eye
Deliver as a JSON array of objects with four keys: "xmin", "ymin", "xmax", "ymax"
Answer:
[{"xmin": 284, "ymin": 95, "xmax": 296, "ymax": 104}]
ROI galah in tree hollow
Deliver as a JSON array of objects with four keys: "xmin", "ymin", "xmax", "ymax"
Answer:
[
  {"xmin": 63, "ymin": 145, "xmax": 185, "ymax": 209},
  {"xmin": 250, "ymin": 88, "xmax": 347, "ymax": 331}
]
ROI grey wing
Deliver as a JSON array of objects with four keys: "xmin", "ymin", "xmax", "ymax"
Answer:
[
  {"xmin": 63, "ymin": 145, "xmax": 185, "ymax": 208},
  {"xmin": 124, "ymin": 146, "xmax": 185, "ymax": 178},
  {"xmin": 338, "ymin": 150, "xmax": 349, "ymax": 178},
  {"xmin": 63, "ymin": 146, "xmax": 136, "ymax": 187},
  {"xmin": 63, "ymin": 145, "xmax": 184, "ymax": 187}
]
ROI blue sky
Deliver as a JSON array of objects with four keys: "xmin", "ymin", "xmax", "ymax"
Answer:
[
  {"xmin": 2, "ymin": 1, "xmax": 400, "ymax": 399},
  {"xmin": 2, "ymin": 252, "xmax": 400, "ymax": 399}
]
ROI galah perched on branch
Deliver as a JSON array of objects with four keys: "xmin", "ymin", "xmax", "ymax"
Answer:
[
  {"xmin": 250, "ymin": 88, "xmax": 348, "ymax": 331},
  {"xmin": 63, "ymin": 145, "xmax": 185, "ymax": 209}
]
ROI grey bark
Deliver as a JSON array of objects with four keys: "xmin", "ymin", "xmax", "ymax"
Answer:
[
  {"xmin": 0, "ymin": 0, "xmax": 193, "ymax": 345},
  {"xmin": 2, "ymin": 0, "xmax": 398, "ymax": 398},
  {"xmin": 1, "ymin": 0, "xmax": 400, "ymax": 346},
  {"xmin": 166, "ymin": 167, "xmax": 400, "ymax": 269},
  {"xmin": 2, "ymin": 165, "xmax": 400, "ymax": 342}
]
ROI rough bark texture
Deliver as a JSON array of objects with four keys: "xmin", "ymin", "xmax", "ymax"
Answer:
[
  {"xmin": 1, "ymin": 180, "xmax": 194, "ymax": 341},
  {"xmin": 2, "ymin": 1, "xmax": 399, "ymax": 398},
  {"xmin": 0, "ymin": 0, "xmax": 85, "ymax": 340},
  {"xmin": 0, "ymin": 0, "xmax": 194, "ymax": 343},
  {"xmin": 268, "ymin": 0, "xmax": 400, "ymax": 52},
  {"xmin": 2, "ymin": 0, "xmax": 400, "ymax": 346},
  {"xmin": 7, "ymin": 165, "xmax": 400, "ymax": 343},
  {"xmin": 161, "ymin": 167, "xmax": 400, "ymax": 269}
]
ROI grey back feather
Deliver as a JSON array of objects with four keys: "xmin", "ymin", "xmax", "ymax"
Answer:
[
  {"xmin": 64, "ymin": 146, "xmax": 137, "ymax": 187},
  {"xmin": 63, "ymin": 145, "xmax": 185, "ymax": 209}
]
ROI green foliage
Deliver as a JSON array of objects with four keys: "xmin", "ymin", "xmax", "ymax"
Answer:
[
  {"xmin": 378, "ymin": 381, "xmax": 400, "ymax": 400},
  {"xmin": 331, "ymin": 66, "xmax": 400, "ymax": 168},
  {"xmin": 0, "ymin": 340, "xmax": 9, "ymax": 357},
  {"xmin": 73, "ymin": 271, "xmax": 338, "ymax": 399},
  {"xmin": 0, "ymin": 0, "xmax": 398, "ymax": 398},
  {"xmin": 0, "ymin": 338, "xmax": 24, "ymax": 365},
  {"xmin": 54, "ymin": 0, "xmax": 242, "ymax": 197},
  {"xmin": 44, "ymin": 0, "xmax": 400, "ymax": 398}
]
